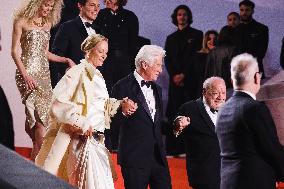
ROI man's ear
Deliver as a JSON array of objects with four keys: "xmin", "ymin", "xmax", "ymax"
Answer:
[
  {"xmin": 141, "ymin": 61, "xmax": 148, "ymax": 70},
  {"xmin": 254, "ymin": 72, "xmax": 260, "ymax": 85}
]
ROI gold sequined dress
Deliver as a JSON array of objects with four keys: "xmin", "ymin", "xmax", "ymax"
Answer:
[{"xmin": 15, "ymin": 29, "xmax": 53, "ymax": 129}]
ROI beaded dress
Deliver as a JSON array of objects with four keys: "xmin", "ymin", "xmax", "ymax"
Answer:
[{"xmin": 15, "ymin": 29, "xmax": 52, "ymax": 129}]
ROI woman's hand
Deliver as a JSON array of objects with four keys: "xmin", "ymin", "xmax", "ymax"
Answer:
[
  {"xmin": 65, "ymin": 58, "xmax": 76, "ymax": 67},
  {"xmin": 23, "ymin": 74, "xmax": 37, "ymax": 90},
  {"xmin": 84, "ymin": 126, "xmax": 93, "ymax": 137}
]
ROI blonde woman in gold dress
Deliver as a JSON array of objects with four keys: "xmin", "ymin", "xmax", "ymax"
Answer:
[{"xmin": 11, "ymin": 0, "xmax": 75, "ymax": 160}]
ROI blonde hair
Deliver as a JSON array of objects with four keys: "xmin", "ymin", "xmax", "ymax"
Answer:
[
  {"xmin": 14, "ymin": 0, "xmax": 63, "ymax": 27},
  {"xmin": 81, "ymin": 34, "xmax": 108, "ymax": 53}
]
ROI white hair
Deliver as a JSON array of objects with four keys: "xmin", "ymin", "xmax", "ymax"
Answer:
[
  {"xmin": 203, "ymin": 76, "xmax": 225, "ymax": 90},
  {"xmin": 135, "ymin": 45, "xmax": 166, "ymax": 69},
  {"xmin": 230, "ymin": 53, "xmax": 258, "ymax": 87}
]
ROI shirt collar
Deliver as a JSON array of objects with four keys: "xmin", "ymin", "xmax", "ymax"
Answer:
[
  {"xmin": 81, "ymin": 59, "xmax": 98, "ymax": 80},
  {"xmin": 79, "ymin": 15, "xmax": 93, "ymax": 25},
  {"xmin": 133, "ymin": 70, "xmax": 145, "ymax": 87},
  {"xmin": 202, "ymin": 97, "xmax": 219, "ymax": 114}
]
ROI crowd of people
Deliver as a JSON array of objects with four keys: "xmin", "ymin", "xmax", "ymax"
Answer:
[{"xmin": 0, "ymin": 0, "xmax": 283, "ymax": 189}]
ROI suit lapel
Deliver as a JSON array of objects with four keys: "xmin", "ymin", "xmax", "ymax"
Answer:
[
  {"xmin": 129, "ymin": 75, "xmax": 153, "ymax": 122},
  {"xmin": 74, "ymin": 16, "xmax": 88, "ymax": 41},
  {"xmin": 152, "ymin": 83, "xmax": 162, "ymax": 124},
  {"xmin": 196, "ymin": 98, "xmax": 215, "ymax": 132}
]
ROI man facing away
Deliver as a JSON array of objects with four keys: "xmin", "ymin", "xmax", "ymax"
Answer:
[
  {"xmin": 173, "ymin": 77, "xmax": 226, "ymax": 189},
  {"xmin": 111, "ymin": 45, "xmax": 172, "ymax": 189},
  {"xmin": 216, "ymin": 53, "xmax": 284, "ymax": 189}
]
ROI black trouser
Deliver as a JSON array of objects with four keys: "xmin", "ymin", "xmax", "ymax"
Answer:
[{"xmin": 121, "ymin": 145, "xmax": 172, "ymax": 189}]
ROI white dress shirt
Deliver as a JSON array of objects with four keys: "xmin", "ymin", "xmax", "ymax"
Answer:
[
  {"xmin": 134, "ymin": 71, "xmax": 156, "ymax": 121},
  {"xmin": 203, "ymin": 98, "xmax": 218, "ymax": 126},
  {"xmin": 80, "ymin": 16, "xmax": 97, "ymax": 36}
]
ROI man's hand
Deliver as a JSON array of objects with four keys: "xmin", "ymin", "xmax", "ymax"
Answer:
[
  {"xmin": 173, "ymin": 116, "xmax": 190, "ymax": 137},
  {"xmin": 121, "ymin": 97, "xmax": 138, "ymax": 116}
]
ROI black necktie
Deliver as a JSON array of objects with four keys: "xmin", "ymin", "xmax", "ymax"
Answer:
[
  {"xmin": 141, "ymin": 80, "xmax": 152, "ymax": 88},
  {"xmin": 85, "ymin": 22, "xmax": 93, "ymax": 28},
  {"xmin": 210, "ymin": 108, "xmax": 218, "ymax": 114}
]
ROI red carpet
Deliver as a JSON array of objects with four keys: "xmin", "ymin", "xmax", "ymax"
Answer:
[{"xmin": 15, "ymin": 147, "xmax": 284, "ymax": 189}]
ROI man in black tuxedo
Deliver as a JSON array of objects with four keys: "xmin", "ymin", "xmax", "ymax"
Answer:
[
  {"xmin": 173, "ymin": 77, "xmax": 226, "ymax": 189},
  {"xmin": 237, "ymin": 0, "xmax": 269, "ymax": 78},
  {"xmin": 111, "ymin": 45, "xmax": 172, "ymax": 189},
  {"xmin": 49, "ymin": 0, "xmax": 80, "ymax": 88},
  {"xmin": 165, "ymin": 5, "xmax": 203, "ymax": 156},
  {"xmin": 51, "ymin": 0, "xmax": 101, "ymax": 86},
  {"xmin": 216, "ymin": 53, "xmax": 284, "ymax": 189}
]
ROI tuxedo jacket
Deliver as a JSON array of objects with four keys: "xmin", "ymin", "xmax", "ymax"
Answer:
[
  {"xmin": 111, "ymin": 73, "xmax": 168, "ymax": 168},
  {"xmin": 176, "ymin": 98, "xmax": 220, "ymax": 189},
  {"xmin": 52, "ymin": 16, "xmax": 101, "ymax": 65},
  {"xmin": 216, "ymin": 91, "xmax": 284, "ymax": 189}
]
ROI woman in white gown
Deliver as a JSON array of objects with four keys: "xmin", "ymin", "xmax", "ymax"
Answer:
[{"xmin": 35, "ymin": 34, "xmax": 137, "ymax": 189}]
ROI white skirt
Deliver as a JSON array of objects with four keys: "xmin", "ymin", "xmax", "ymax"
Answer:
[{"xmin": 67, "ymin": 136, "xmax": 115, "ymax": 189}]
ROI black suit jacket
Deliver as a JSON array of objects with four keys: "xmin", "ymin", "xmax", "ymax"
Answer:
[
  {"xmin": 216, "ymin": 91, "xmax": 284, "ymax": 189},
  {"xmin": 176, "ymin": 98, "xmax": 220, "ymax": 189},
  {"xmin": 111, "ymin": 74, "xmax": 168, "ymax": 168},
  {"xmin": 237, "ymin": 19, "xmax": 269, "ymax": 73},
  {"xmin": 165, "ymin": 26, "xmax": 203, "ymax": 118},
  {"xmin": 95, "ymin": 7, "xmax": 139, "ymax": 57},
  {"xmin": 52, "ymin": 16, "xmax": 101, "ymax": 65},
  {"xmin": 165, "ymin": 26, "xmax": 203, "ymax": 79}
]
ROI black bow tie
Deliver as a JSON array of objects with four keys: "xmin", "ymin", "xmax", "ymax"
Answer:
[
  {"xmin": 85, "ymin": 22, "xmax": 93, "ymax": 28},
  {"xmin": 141, "ymin": 80, "xmax": 152, "ymax": 88},
  {"xmin": 210, "ymin": 108, "xmax": 218, "ymax": 114}
]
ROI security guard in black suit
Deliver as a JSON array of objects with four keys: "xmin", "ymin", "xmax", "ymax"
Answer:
[
  {"xmin": 237, "ymin": 0, "xmax": 269, "ymax": 78},
  {"xmin": 95, "ymin": 0, "xmax": 139, "ymax": 151}
]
